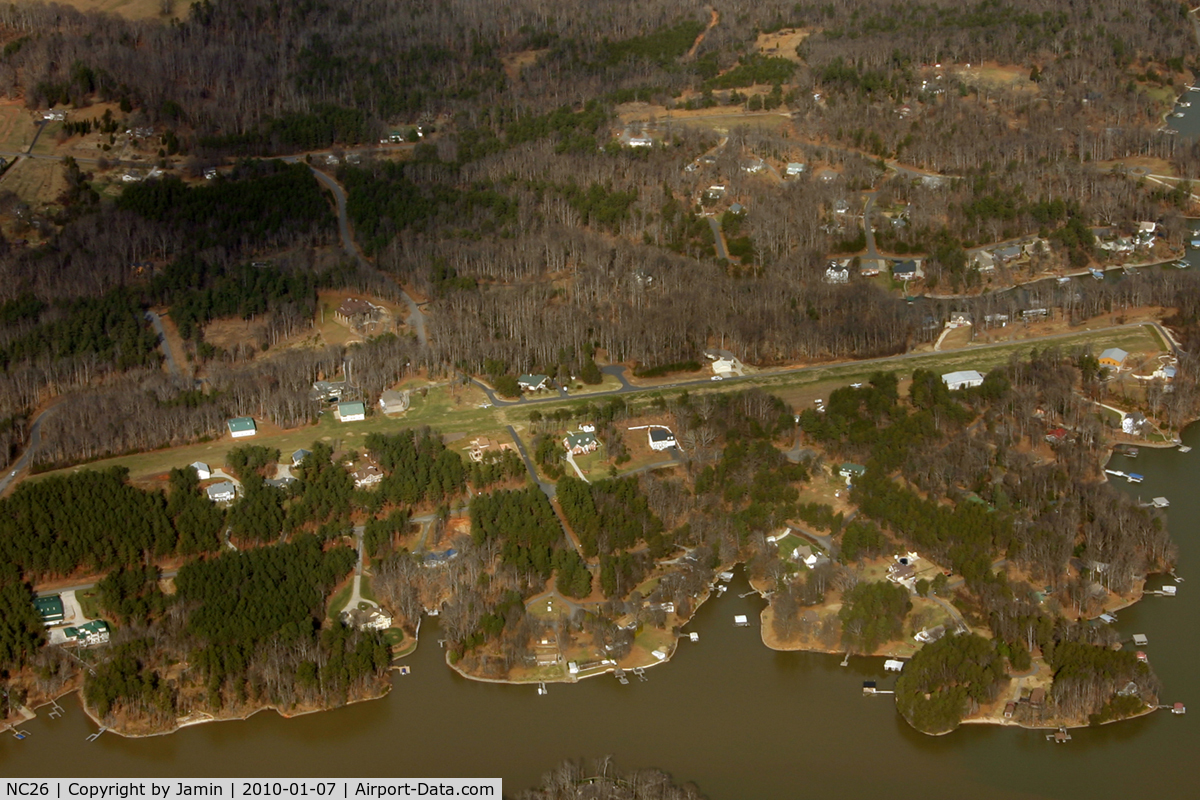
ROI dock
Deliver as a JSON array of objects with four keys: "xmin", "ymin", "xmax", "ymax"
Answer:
[
  {"xmin": 1178, "ymin": 445, "xmax": 1192, "ymax": 453},
  {"xmin": 85, "ymin": 726, "xmax": 106, "ymax": 742},
  {"xmin": 537, "ymin": 682, "xmax": 547, "ymax": 695},
  {"xmin": 1132, "ymin": 633, "xmax": 1149, "ymax": 646},
  {"xmin": 615, "ymin": 669, "xmax": 629, "ymax": 685},
  {"xmin": 633, "ymin": 667, "xmax": 647, "ymax": 682},
  {"xmin": 733, "ymin": 614, "xmax": 750, "ymax": 627},
  {"xmin": 883, "ymin": 659, "xmax": 905, "ymax": 672},
  {"xmin": 1105, "ymin": 469, "xmax": 1142, "ymax": 484},
  {"xmin": 688, "ymin": 631, "xmax": 699, "ymax": 643},
  {"xmin": 1147, "ymin": 585, "xmax": 1178, "ymax": 597},
  {"xmin": 862, "ymin": 682, "xmax": 894, "ymax": 696},
  {"xmin": 1048, "ymin": 728, "xmax": 1072, "ymax": 743}
]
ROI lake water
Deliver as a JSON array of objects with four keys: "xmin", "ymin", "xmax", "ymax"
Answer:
[{"xmin": 3, "ymin": 434, "xmax": 1200, "ymax": 799}]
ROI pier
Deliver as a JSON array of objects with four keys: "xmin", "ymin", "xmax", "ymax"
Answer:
[
  {"xmin": 1048, "ymin": 728, "xmax": 1072, "ymax": 744},
  {"xmin": 615, "ymin": 669, "xmax": 629, "ymax": 685}
]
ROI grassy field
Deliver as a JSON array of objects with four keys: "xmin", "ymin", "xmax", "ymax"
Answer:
[{"xmin": 0, "ymin": 101, "xmax": 38, "ymax": 153}]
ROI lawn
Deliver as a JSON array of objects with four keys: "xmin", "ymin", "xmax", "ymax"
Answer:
[{"xmin": 76, "ymin": 587, "xmax": 103, "ymax": 622}]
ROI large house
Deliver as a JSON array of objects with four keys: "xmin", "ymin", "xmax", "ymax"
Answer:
[
  {"xmin": 227, "ymin": 417, "xmax": 257, "ymax": 438},
  {"xmin": 564, "ymin": 431, "xmax": 599, "ymax": 455},
  {"xmin": 206, "ymin": 481, "xmax": 236, "ymax": 503},
  {"xmin": 337, "ymin": 401, "xmax": 367, "ymax": 422},
  {"xmin": 705, "ymin": 348, "xmax": 744, "ymax": 376},
  {"xmin": 334, "ymin": 297, "xmax": 384, "ymax": 329},
  {"xmin": 942, "ymin": 370, "xmax": 984, "ymax": 391},
  {"xmin": 648, "ymin": 427, "xmax": 677, "ymax": 451},
  {"xmin": 353, "ymin": 464, "xmax": 384, "ymax": 488},
  {"xmin": 1099, "ymin": 348, "xmax": 1129, "ymax": 369},
  {"xmin": 518, "ymin": 374, "xmax": 549, "ymax": 392},
  {"xmin": 341, "ymin": 606, "xmax": 392, "ymax": 631},
  {"xmin": 893, "ymin": 260, "xmax": 919, "ymax": 280},
  {"xmin": 312, "ymin": 380, "xmax": 347, "ymax": 401},
  {"xmin": 379, "ymin": 389, "xmax": 410, "ymax": 415},
  {"xmin": 64, "ymin": 620, "xmax": 110, "ymax": 647}
]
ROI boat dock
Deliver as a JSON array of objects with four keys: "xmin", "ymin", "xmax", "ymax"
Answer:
[
  {"xmin": 1146, "ymin": 585, "xmax": 1178, "ymax": 597},
  {"xmin": 734, "ymin": 614, "xmax": 750, "ymax": 627},
  {"xmin": 1179, "ymin": 445, "xmax": 1192, "ymax": 453},
  {"xmin": 615, "ymin": 669, "xmax": 629, "ymax": 685},
  {"xmin": 1048, "ymin": 728, "xmax": 1072, "ymax": 743},
  {"xmin": 537, "ymin": 682, "xmax": 547, "ymax": 696},
  {"xmin": 633, "ymin": 667, "xmax": 648, "ymax": 682},
  {"xmin": 1104, "ymin": 470, "xmax": 1143, "ymax": 484}
]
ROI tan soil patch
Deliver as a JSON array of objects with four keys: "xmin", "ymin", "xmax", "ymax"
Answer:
[
  {"xmin": 501, "ymin": 49, "xmax": 548, "ymax": 82},
  {"xmin": 953, "ymin": 62, "xmax": 1037, "ymax": 93},
  {"xmin": 42, "ymin": 0, "xmax": 180, "ymax": 20},
  {"xmin": 0, "ymin": 157, "xmax": 67, "ymax": 210},
  {"xmin": 0, "ymin": 98, "xmax": 37, "ymax": 153},
  {"xmin": 755, "ymin": 28, "xmax": 810, "ymax": 62}
]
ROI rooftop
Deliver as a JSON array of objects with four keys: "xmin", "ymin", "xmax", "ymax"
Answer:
[{"xmin": 227, "ymin": 417, "xmax": 256, "ymax": 433}]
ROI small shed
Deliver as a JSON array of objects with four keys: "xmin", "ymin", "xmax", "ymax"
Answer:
[{"xmin": 190, "ymin": 461, "xmax": 211, "ymax": 480}]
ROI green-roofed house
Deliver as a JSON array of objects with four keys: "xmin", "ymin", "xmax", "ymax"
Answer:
[
  {"xmin": 838, "ymin": 463, "xmax": 866, "ymax": 481},
  {"xmin": 337, "ymin": 401, "xmax": 367, "ymax": 422},
  {"xmin": 564, "ymin": 431, "xmax": 599, "ymax": 455},
  {"xmin": 34, "ymin": 595, "xmax": 64, "ymax": 626},
  {"xmin": 518, "ymin": 374, "xmax": 549, "ymax": 392},
  {"xmin": 227, "ymin": 417, "xmax": 257, "ymax": 438},
  {"xmin": 64, "ymin": 620, "xmax": 110, "ymax": 647}
]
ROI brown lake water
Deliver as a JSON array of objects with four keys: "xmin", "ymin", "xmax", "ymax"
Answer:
[{"xmin": 3, "ymin": 433, "xmax": 1198, "ymax": 799}]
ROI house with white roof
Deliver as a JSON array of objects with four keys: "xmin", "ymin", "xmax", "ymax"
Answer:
[{"xmin": 942, "ymin": 370, "xmax": 984, "ymax": 391}]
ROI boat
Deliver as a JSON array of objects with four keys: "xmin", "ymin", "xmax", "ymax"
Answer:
[
  {"xmin": 1176, "ymin": 260, "xmax": 1189, "ymax": 269},
  {"xmin": 1057, "ymin": 276, "xmax": 1071, "ymax": 284},
  {"xmin": 1173, "ymin": 112, "xmax": 1185, "ymax": 118},
  {"xmin": 1182, "ymin": 101, "xmax": 1193, "ymax": 107},
  {"xmin": 1126, "ymin": 472, "xmax": 1144, "ymax": 483},
  {"xmin": 1124, "ymin": 446, "xmax": 1139, "ymax": 458},
  {"xmin": 537, "ymin": 682, "xmax": 547, "ymax": 695}
]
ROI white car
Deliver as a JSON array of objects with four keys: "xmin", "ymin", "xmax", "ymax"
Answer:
[
  {"xmin": 711, "ymin": 376, "xmax": 723, "ymax": 381},
  {"xmin": 850, "ymin": 383, "xmax": 863, "ymax": 388}
]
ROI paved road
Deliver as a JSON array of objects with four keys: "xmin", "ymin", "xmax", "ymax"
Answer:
[
  {"xmin": 707, "ymin": 216, "xmax": 729, "ymax": 260},
  {"xmin": 303, "ymin": 167, "xmax": 428, "ymax": 347},
  {"xmin": 0, "ymin": 405, "xmax": 55, "ymax": 494},
  {"xmin": 144, "ymin": 310, "xmax": 181, "ymax": 379}
]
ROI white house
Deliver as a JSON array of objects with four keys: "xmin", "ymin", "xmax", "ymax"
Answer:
[
  {"xmin": 648, "ymin": 427, "xmax": 677, "ymax": 451},
  {"xmin": 971, "ymin": 251, "xmax": 996, "ymax": 272},
  {"xmin": 337, "ymin": 401, "xmax": 367, "ymax": 422},
  {"xmin": 206, "ymin": 481, "xmax": 236, "ymax": 503},
  {"xmin": 705, "ymin": 348, "xmax": 744, "ymax": 376},
  {"xmin": 785, "ymin": 162, "xmax": 806, "ymax": 177},
  {"xmin": 1122, "ymin": 412, "xmax": 1147, "ymax": 435},
  {"xmin": 942, "ymin": 370, "xmax": 984, "ymax": 390},
  {"xmin": 64, "ymin": 620, "xmax": 110, "ymax": 647},
  {"xmin": 824, "ymin": 266, "xmax": 849, "ymax": 284},
  {"xmin": 190, "ymin": 461, "xmax": 211, "ymax": 480},
  {"xmin": 627, "ymin": 135, "xmax": 654, "ymax": 148}
]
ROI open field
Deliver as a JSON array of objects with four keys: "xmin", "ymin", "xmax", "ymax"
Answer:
[
  {"xmin": 754, "ymin": 28, "xmax": 809, "ymax": 62},
  {"xmin": 0, "ymin": 100, "xmax": 38, "ymax": 153},
  {"xmin": 0, "ymin": 157, "xmax": 66, "ymax": 210},
  {"xmin": 33, "ymin": 0, "xmax": 177, "ymax": 20},
  {"xmin": 954, "ymin": 62, "xmax": 1037, "ymax": 93}
]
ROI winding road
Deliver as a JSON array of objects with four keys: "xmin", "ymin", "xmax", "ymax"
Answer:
[
  {"xmin": 0, "ymin": 404, "xmax": 56, "ymax": 495},
  {"xmin": 304, "ymin": 166, "xmax": 428, "ymax": 347}
]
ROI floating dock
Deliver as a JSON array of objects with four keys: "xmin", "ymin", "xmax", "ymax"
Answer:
[
  {"xmin": 615, "ymin": 669, "xmax": 629, "ymax": 685},
  {"xmin": 1132, "ymin": 633, "xmax": 1149, "ymax": 646},
  {"xmin": 688, "ymin": 632, "xmax": 699, "ymax": 642},
  {"xmin": 734, "ymin": 614, "xmax": 750, "ymax": 627},
  {"xmin": 883, "ymin": 659, "xmax": 905, "ymax": 672},
  {"xmin": 1179, "ymin": 445, "xmax": 1192, "ymax": 453}
]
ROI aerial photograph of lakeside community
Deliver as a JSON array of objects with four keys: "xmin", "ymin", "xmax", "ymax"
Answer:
[{"xmin": 5, "ymin": 0, "xmax": 1200, "ymax": 796}]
